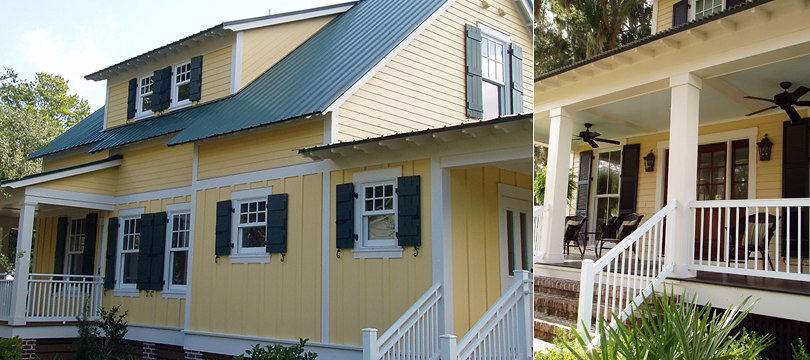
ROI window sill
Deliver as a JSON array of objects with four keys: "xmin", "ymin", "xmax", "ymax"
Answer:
[
  {"xmin": 162, "ymin": 290, "xmax": 187, "ymax": 299},
  {"xmin": 352, "ymin": 247, "xmax": 403, "ymax": 259},
  {"xmin": 112, "ymin": 289, "xmax": 139, "ymax": 297},
  {"xmin": 230, "ymin": 253, "xmax": 271, "ymax": 264}
]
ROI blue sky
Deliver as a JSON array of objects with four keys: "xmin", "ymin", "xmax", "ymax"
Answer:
[{"xmin": 0, "ymin": 0, "xmax": 345, "ymax": 110}]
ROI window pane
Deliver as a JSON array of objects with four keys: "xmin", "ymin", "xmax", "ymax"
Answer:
[
  {"xmin": 172, "ymin": 251, "xmax": 188, "ymax": 285},
  {"xmin": 367, "ymin": 214, "xmax": 395, "ymax": 240},
  {"xmin": 482, "ymin": 81, "xmax": 500, "ymax": 119},
  {"xmin": 141, "ymin": 95, "xmax": 152, "ymax": 111},
  {"xmin": 506, "ymin": 210, "xmax": 514, "ymax": 276},
  {"xmin": 177, "ymin": 83, "xmax": 190, "ymax": 102},
  {"xmin": 68, "ymin": 254, "xmax": 83, "ymax": 275},
  {"xmin": 241, "ymin": 226, "xmax": 266, "ymax": 248},
  {"xmin": 123, "ymin": 253, "xmax": 138, "ymax": 284}
]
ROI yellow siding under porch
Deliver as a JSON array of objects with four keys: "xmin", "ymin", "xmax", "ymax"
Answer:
[
  {"xmin": 329, "ymin": 160, "xmax": 433, "ymax": 346},
  {"xmin": 451, "ymin": 166, "xmax": 531, "ymax": 335},
  {"xmin": 189, "ymin": 174, "xmax": 323, "ymax": 340},
  {"xmin": 32, "ymin": 214, "xmax": 103, "ymax": 277}
]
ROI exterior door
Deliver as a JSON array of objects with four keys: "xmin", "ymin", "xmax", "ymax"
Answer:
[{"xmin": 500, "ymin": 191, "xmax": 531, "ymax": 293}]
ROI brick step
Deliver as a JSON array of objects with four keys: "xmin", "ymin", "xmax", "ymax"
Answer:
[
  {"xmin": 535, "ymin": 293, "xmax": 579, "ymax": 322},
  {"xmin": 534, "ymin": 313, "xmax": 574, "ymax": 343}
]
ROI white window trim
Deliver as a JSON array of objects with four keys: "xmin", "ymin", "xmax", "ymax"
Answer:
[
  {"xmin": 352, "ymin": 167, "xmax": 403, "ymax": 259},
  {"xmin": 231, "ymin": 187, "xmax": 272, "ymax": 256},
  {"xmin": 116, "ymin": 209, "xmax": 143, "ymax": 291},
  {"xmin": 135, "ymin": 74, "xmax": 154, "ymax": 118},
  {"xmin": 478, "ymin": 23, "xmax": 510, "ymax": 119},
  {"xmin": 164, "ymin": 206, "xmax": 191, "ymax": 292},
  {"xmin": 691, "ymin": 0, "xmax": 725, "ymax": 21},
  {"xmin": 171, "ymin": 61, "xmax": 192, "ymax": 108}
]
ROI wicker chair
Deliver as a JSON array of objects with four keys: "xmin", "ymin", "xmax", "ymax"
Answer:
[
  {"xmin": 563, "ymin": 215, "xmax": 587, "ymax": 258},
  {"xmin": 597, "ymin": 213, "xmax": 644, "ymax": 257}
]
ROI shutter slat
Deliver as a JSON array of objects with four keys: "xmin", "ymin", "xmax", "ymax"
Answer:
[
  {"xmin": 137, "ymin": 213, "xmax": 154, "ymax": 290},
  {"xmin": 82, "ymin": 213, "xmax": 98, "ymax": 276},
  {"xmin": 782, "ymin": 119, "xmax": 810, "ymax": 258},
  {"xmin": 266, "ymin": 194, "xmax": 289, "ymax": 253},
  {"xmin": 672, "ymin": 0, "xmax": 689, "ymax": 27},
  {"xmin": 336, "ymin": 183, "xmax": 356, "ymax": 249},
  {"xmin": 509, "ymin": 44, "xmax": 524, "ymax": 115},
  {"xmin": 127, "ymin": 78, "xmax": 137, "ymax": 119},
  {"xmin": 465, "ymin": 24, "xmax": 483, "ymax": 119},
  {"xmin": 149, "ymin": 212, "xmax": 167, "ymax": 290},
  {"xmin": 104, "ymin": 217, "xmax": 118, "ymax": 289},
  {"xmin": 576, "ymin": 151, "xmax": 593, "ymax": 217},
  {"xmin": 619, "ymin": 144, "xmax": 641, "ymax": 216},
  {"xmin": 54, "ymin": 217, "xmax": 69, "ymax": 274},
  {"xmin": 151, "ymin": 66, "xmax": 173, "ymax": 112},
  {"xmin": 215, "ymin": 200, "xmax": 232, "ymax": 256},
  {"xmin": 189, "ymin": 56, "xmax": 203, "ymax": 102},
  {"xmin": 397, "ymin": 176, "xmax": 421, "ymax": 247}
]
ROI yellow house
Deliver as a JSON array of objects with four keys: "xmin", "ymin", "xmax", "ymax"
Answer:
[
  {"xmin": 534, "ymin": 0, "xmax": 810, "ymax": 355},
  {"xmin": 0, "ymin": 0, "xmax": 535, "ymax": 358}
]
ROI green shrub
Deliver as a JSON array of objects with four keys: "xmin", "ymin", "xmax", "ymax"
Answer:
[
  {"xmin": 235, "ymin": 338, "xmax": 317, "ymax": 360},
  {"xmin": 0, "ymin": 336, "xmax": 22, "ymax": 360},
  {"xmin": 75, "ymin": 304, "xmax": 132, "ymax": 359},
  {"xmin": 794, "ymin": 338, "xmax": 810, "ymax": 360}
]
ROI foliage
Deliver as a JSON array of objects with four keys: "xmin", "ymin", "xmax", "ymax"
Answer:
[
  {"xmin": 0, "ymin": 336, "xmax": 23, "ymax": 360},
  {"xmin": 559, "ymin": 293, "xmax": 773, "ymax": 359},
  {"xmin": 75, "ymin": 305, "xmax": 132, "ymax": 359},
  {"xmin": 235, "ymin": 339, "xmax": 317, "ymax": 360},
  {"xmin": 534, "ymin": 167, "xmax": 577, "ymax": 205},
  {"xmin": 536, "ymin": 330, "xmax": 579, "ymax": 360},
  {"xmin": 534, "ymin": 0, "xmax": 653, "ymax": 75},
  {"xmin": 794, "ymin": 338, "xmax": 810, "ymax": 360}
]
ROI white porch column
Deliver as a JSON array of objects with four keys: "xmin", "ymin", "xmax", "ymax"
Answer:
[
  {"xmin": 10, "ymin": 200, "xmax": 36, "ymax": 325},
  {"xmin": 666, "ymin": 73, "xmax": 701, "ymax": 278},
  {"xmin": 431, "ymin": 161, "xmax": 454, "ymax": 334},
  {"xmin": 540, "ymin": 107, "xmax": 574, "ymax": 263}
]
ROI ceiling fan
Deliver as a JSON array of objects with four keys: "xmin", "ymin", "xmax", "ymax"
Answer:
[
  {"xmin": 576, "ymin": 123, "xmax": 620, "ymax": 148},
  {"xmin": 744, "ymin": 81, "xmax": 810, "ymax": 122}
]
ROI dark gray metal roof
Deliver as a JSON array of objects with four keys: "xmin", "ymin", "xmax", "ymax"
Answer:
[{"xmin": 28, "ymin": 107, "xmax": 105, "ymax": 159}]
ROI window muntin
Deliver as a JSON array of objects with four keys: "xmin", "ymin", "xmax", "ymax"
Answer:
[
  {"xmin": 694, "ymin": 0, "xmax": 724, "ymax": 20},
  {"xmin": 594, "ymin": 150, "xmax": 622, "ymax": 232},
  {"xmin": 119, "ymin": 217, "xmax": 140, "ymax": 288},
  {"xmin": 236, "ymin": 199, "xmax": 267, "ymax": 254},
  {"xmin": 137, "ymin": 75, "xmax": 154, "ymax": 116},
  {"xmin": 65, "ymin": 219, "xmax": 85, "ymax": 275},
  {"xmin": 173, "ymin": 62, "xmax": 191, "ymax": 106},
  {"xmin": 361, "ymin": 181, "xmax": 396, "ymax": 247},
  {"xmin": 167, "ymin": 212, "xmax": 190, "ymax": 289},
  {"xmin": 481, "ymin": 35, "xmax": 506, "ymax": 119}
]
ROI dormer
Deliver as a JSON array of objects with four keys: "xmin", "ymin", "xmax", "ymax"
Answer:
[{"xmin": 654, "ymin": 0, "xmax": 748, "ymax": 32}]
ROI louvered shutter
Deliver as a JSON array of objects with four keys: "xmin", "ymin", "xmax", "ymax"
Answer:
[
  {"xmin": 137, "ymin": 213, "xmax": 154, "ymax": 290},
  {"xmin": 215, "ymin": 200, "xmax": 232, "ymax": 256},
  {"xmin": 575, "ymin": 151, "xmax": 593, "ymax": 217},
  {"xmin": 509, "ymin": 44, "xmax": 524, "ymax": 115},
  {"xmin": 82, "ymin": 213, "xmax": 98, "ymax": 276},
  {"xmin": 782, "ymin": 119, "xmax": 810, "ymax": 258},
  {"xmin": 54, "ymin": 217, "xmax": 68, "ymax": 274},
  {"xmin": 266, "ymin": 194, "xmax": 288, "ymax": 253},
  {"xmin": 336, "ymin": 183, "xmax": 356, "ymax": 249},
  {"xmin": 465, "ymin": 24, "xmax": 483, "ymax": 119},
  {"xmin": 189, "ymin": 56, "xmax": 203, "ymax": 102},
  {"xmin": 151, "ymin": 66, "xmax": 172, "ymax": 112},
  {"xmin": 619, "ymin": 144, "xmax": 641, "ymax": 216},
  {"xmin": 104, "ymin": 217, "xmax": 118, "ymax": 289},
  {"xmin": 672, "ymin": 0, "xmax": 689, "ymax": 27},
  {"xmin": 396, "ymin": 176, "xmax": 421, "ymax": 247},
  {"xmin": 148, "ymin": 212, "xmax": 167, "ymax": 290},
  {"xmin": 127, "ymin": 78, "xmax": 137, "ymax": 119}
]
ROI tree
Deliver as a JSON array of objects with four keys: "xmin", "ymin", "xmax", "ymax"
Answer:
[{"xmin": 534, "ymin": 0, "xmax": 653, "ymax": 75}]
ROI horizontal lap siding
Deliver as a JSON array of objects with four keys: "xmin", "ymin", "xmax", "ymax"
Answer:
[
  {"xmin": 337, "ymin": 0, "xmax": 533, "ymax": 141},
  {"xmin": 451, "ymin": 166, "xmax": 531, "ymax": 335},
  {"xmin": 200, "ymin": 46, "xmax": 232, "ymax": 104},
  {"xmin": 657, "ymin": 0, "xmax": 677, "ymax": 32},
  {"xmin": 106, "ymin": 82, "xmax": 129, "ymax": 129},
  {"xmin": 240, "ymin": 16, "xmax": 337, "ymax": 88},
  {"xmin": 196, "ymin": 120, "xmax": 323, "ymax": 179},
  {"xmin": 103, "ymin": 196, "xmax": 192, "ymax": 328},
  {"xmin": 42, "ymin": 151, "xmax": 111, "ymax": 172},
  {"xmin": 40, "ymin": 168, "xmax": 119, "ymax": 195},
  {"xmin": 116, "ymin": 143, "xmax": 193, "ymax": 195},
  {"xmin": 189, "ymin": 174, "xmax": 322, "ymax": 340},
  {"xmin": 329, "ymin": 160, "xmax": 432, "ymax": 346}
]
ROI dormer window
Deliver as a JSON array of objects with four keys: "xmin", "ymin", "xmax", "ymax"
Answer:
[
  {"xmin": 125, "ymin": 55, "xmax": 203, "ymax": 121},
  {"xmin": 481, "ymin": 35, "xmax": 506, "ymax": 120},
  {"xmin": 173, "ymin": 62, "xmax": 192, "ymax": 106},
  {"xmin": 464, "ymin": 24, "xmax": 524, "ymax": 120},
  {"xmin": 137, "ymin": 75, "xmax": 154, "ymax": 117},
  {"xmin": 693, "ymin": 0, "xmax": 724, "ymax": 20}
]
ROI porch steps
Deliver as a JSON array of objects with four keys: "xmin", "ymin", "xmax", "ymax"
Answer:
[{"xmin": 534, "ymin": 276, "xmax": 580, "ymax": 343}]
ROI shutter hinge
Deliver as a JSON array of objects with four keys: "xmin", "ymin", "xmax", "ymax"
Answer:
[
  {"xmin": 230, "ymin": 242, "xmax": 234, "ymax": 248},
  {"xmin": 353, "ymin": 192, "xmax": 358, "ymax": 199},
  {"xmin": 353, "ymin": 234, "xmax": 358, "ymax": 241},
  {"xmin": 231, "ymin": 208, "xmax": 235, "ymax": 213}
]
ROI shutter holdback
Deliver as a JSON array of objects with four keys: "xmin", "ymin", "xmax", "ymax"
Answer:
[{"xmin": 336, "ymin": 249, "xmax": 342, "ymax": 258}]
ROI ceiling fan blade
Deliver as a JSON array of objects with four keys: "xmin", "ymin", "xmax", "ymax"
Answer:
[
  {"xmin": 586, "ymin": 139, "xmax": 599, "ymax": 148},
  {"xmin": 744, "ymin": 96, "xmax": 775, "ymax": 102},
  {"xmin": 786, "ymin": 106, "xmax": 803, "ymax": 123},
  {"xmin": 593, "ymin": 138, "xmax": 621, "ymax": 145},
  {"xmin": 745, "ymin": 106, "xmax": 778, "ymax": 116},
  {"xmin": 789, "ymin": 86, "xmax": 810, "ymax": 102},
  {"xmin": 796, "ymin": 101, "xmax": 810, "ymax": 106}
]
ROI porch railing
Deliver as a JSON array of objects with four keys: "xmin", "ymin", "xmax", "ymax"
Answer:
[
  {"xmin": 445, "ymin": 270, "xmax": 532, "ymax": 360},
  {"xmin": 362, "ymin": 283, "xmax": 442, "ymax": 360},
  {"xmin": 578, "ymin": 202, "xmax": 677, "ymax": 338},
  {"xmin": 0, "ymin": 274, "xmax": 13, "ymax": 320},
  {"xmin": 688, "ymin": 198, "xmax": 810, "ymax": 281},
  {"xmin": 534, "ymin": 205, "xmax": 548, "ymax": 263},
  {"xmin": 26, "ymin": 273, "xmax": 104, "ymax": 322}
]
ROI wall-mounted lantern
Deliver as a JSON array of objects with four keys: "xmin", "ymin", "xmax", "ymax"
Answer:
[
  {"xmin": 757, "ymin": 133, "xmax": 773, "ymax": 161},
  {"xmin": 643, "ymin": 150, "xmax": 656, "ymax": 172}
]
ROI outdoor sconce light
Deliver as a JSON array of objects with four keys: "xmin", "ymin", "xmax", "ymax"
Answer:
[
  {"xmin": 757, "ymin": 133, "xmax": 773, "ymax": 161},
  {"xmin": 643, "ymin": 150, "xmax": 656, "ymax": 172}
]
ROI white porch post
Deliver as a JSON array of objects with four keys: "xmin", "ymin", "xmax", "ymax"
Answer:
[
  {"xmin": 540, "ymin": 107, "xmax": 574, "ymax": 263},
  {"xmin": 10, "ymin": 200, "xmax": 36, "ymax": 325},
  {"xmin": 666, "ymin": 73, "xmax": 701, "ymax": 278},
  {"xmin": 431, "ymin": 161, "xmax": 454, "ymax": 335}
]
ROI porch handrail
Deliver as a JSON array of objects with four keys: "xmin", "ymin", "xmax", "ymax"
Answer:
[
  {"xmin": 578, "ymin": 202, "xmax": 677, "ymax": 339},
  {"xmin": 452, "ymin": 270, "xmax": 532, "ymax": 360},
  {"xmin": 362, "ymin": 282, "xmax": 442, "ymax": 360},
  {"xmin": 534, "ymin": 205, "xmax": 548, "ymax": 263},
  {"xmin": 0, "ymin": 275, "xmax": 13, "ymax": 320},
  {"xmin": 26, "ymin": 273, "xmax": 104, "ymax": 322}
]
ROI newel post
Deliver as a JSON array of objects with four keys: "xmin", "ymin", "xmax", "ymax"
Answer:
[
  {"xmin": 440, "ymin": 334, "xmax": 457, "ymax": 359},
  {"xmin": 514, "ymin": 270, "xmax": 532, "ymax": 358},
  {"xmin": 577, "ymin": 259, "xmax": 595, "ymax": 339},
  {"xmin": 362, "ymin": 328, "xmax": 378, "ymax": 360}
]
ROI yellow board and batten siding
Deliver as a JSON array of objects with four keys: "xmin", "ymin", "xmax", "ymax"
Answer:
[
  {"xmin": 32, "ymin": 214, "xmax": 103, "ymax": 277},
  {"xmin": 451, "ymin": 166, "xmax": 531, "ymax": 335},
  {"xmin": 239, "ymin": 16, "xmax": 337, "ymax": 88},
  {"xmin": 329, "ymin": 160, "xmax": 433, "ymax": 346},
  {"xmin": 188, "ymin": 174, "xmax": 323, "ymax": 340},
  {"xmin": 337, "ymin": 0, "xmax": 533, "ymax": 141}
]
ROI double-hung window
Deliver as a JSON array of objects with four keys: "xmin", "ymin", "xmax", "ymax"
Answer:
[
  {"xmin": 172, "ymin": 62, "xmax": 191, "ymax": 106},
  {"xmin": 137, "ymin": 75, "xmax": 154, "ymax": 116},
  {"xmin": 693, "ymin": 0, "xmax": 724, "ymax": 20},
  {"xmin": 481, "ymin": 34, "xmax": 506, "ymax": 119},
  {"xmin": 118, "ymin": 216, "xmax": 141, "ymax": 289},
  {"xmin": 236, "ymin": 198, "xmax": 267, "ymax": 254},
  {"xmin": 167, "ymin": 211, "xmax": 190, "ymax": 290},
  {"xmin": 65, "ymin": 218, "xmax": 85, "ymax": 275},
  {"xmin": 594, "ymin": 150, "xmax": 622, "ymax": 232},
  {"xmin": 360, "ymin": 181, "xmax": 397, "ymax": 248}
]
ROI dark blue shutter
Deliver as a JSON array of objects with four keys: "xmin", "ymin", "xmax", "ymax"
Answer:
[
  {"xmin": 127, "ymin": 78, "xmax": 137, "ymax": 119},
  {"xmin": 782, "ymin": 119, "xmax": 809, "ymax": 258},
  {"xmin": 672, "ymin": 0, "xmax": 689, "ymax": 27},
  {"xmin": 148, "ymin": 212, "xmax": 167, "ymax": 290},
  {"xmin": 396, "ymin": 176, "xmax": 421, "ymax": 247},
  {"xmin": 82, "ymin": 213, "xmax": 98, "ymax": 276},
  {"xmin": 53, "ymin": 217, "xmax": 68, "ymax": 274},
  {"xmin": 151, "ymin": 66, "xmax": 172, "ymax": 112},
  {"xmin": 215, "ymin": 200, "xmax": 232, "ymax": 256},
  {"xmin": 189, "ymin": 56, "xmax": 203, "ymax": 102},
  {"xmin": 266, "ymin": 194, "xmax": 288, "ymax": 253},
  {"xmin": 465, "ymin": 24, "xmax": 483, "ymax": 119},
  {"xmin": 336, "ymin": 183, "xmax": 356, "ymax": 249},
  {"xmin": 509, "ymin": 44, "xmax": 524, "ymax": 115},
  {"xmin": 104, "ymin": 217, "xmax": 118, "ymax": 289},
  {"xmin": 619, "ymin": 144, "xmax": 641, "ymax": 216},
  {"xmin": 137, "ymin": 213, "xmax": 154, "ymax": 290},
  {"xmin": 576, "ymin": 151, "xmax": 593, "ymax": 217}
]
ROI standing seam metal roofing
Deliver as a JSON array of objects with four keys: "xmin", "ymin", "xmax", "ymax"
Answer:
[{"xmin": 27, "ymin": 107, "xmax": 106, "ymax": 159}]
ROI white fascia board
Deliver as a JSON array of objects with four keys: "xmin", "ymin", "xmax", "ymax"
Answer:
[
  {"xmin": 322, "ymin": 0, "xmax": 457, "ymax": 114},
  {"xmin": 223, "ymin": 4, "xmax": 355, "ymax": 32},
  {"xmin": 25, "ymin": 187, "xmax": 116, "ymax": 211},
  {"xmin": 513, "ymin": 0, "xmax": 534, "ymax": 27},
  {"xmin": 2, "ymin": 159, "xmax": 122, "ymax": 189}
]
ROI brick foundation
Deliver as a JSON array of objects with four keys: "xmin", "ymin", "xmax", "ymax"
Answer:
[
  {"xmin": 143, "ymin": 342, "xmax": 158, "ymax": 359},
  {"xmin": 21, "ymin": 339, "xmax": 36, "ymax": 360},
  {"xmin": 185, "ymin": 350, "xmax": 206, "ymax": 360}
]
